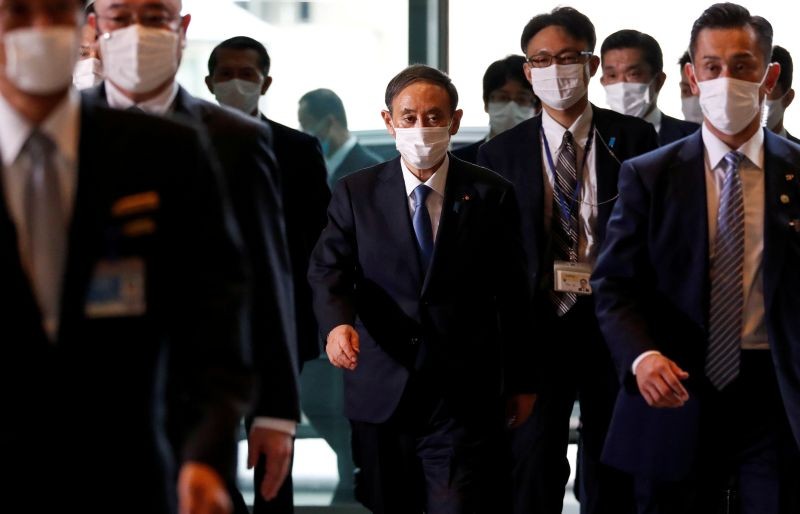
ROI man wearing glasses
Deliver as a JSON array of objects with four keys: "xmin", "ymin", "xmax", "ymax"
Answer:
[
  {"xmin": 478, "ymin": 7, "xmax": 658, "ymax": 514},
  {"xmin": 86, "ymin": 1, "xmax": 301, "ymax": 512}
]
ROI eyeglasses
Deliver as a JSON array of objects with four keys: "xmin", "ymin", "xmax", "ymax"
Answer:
[
  {"xmin": 95, "ymin": 10, "xmax": 180, "ymax": 30},
  {"xmin": 526, "ymin": 51, "xmax": 593, "ymax": 69}
]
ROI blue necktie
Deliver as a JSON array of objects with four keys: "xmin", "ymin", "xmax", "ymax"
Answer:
[
  {"xmin": 411, "ymin": 184, "xmax": 434, "ymax": 271},
  {"xmin": 706, "ymin": 151, "xmax": 745, "ymax": 390}
]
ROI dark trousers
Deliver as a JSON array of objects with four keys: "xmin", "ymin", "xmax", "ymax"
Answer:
[
  {"xmin": 633, "ymin": 351, "xmax": 800, "ymax": 514},
  {"xmin": 349, "ymin": 377, "xmax": 510, "ymax": 514},
  {"xmin": 510, "ymin": 296, "xmax": 634, "ymax": 514}
]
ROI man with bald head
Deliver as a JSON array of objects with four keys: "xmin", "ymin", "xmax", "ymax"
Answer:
[{"xmin": 85, "ymin": 0, "xmax": 301, "ymax": 510}]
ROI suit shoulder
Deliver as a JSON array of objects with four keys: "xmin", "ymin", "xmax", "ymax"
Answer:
[
  {"xmin": 451, "ymin": 155, "xmax": 513, "ymax": 190},
  {"xmin": 194, "ymin": 98, "xmax": 270, "ymax": 135},
  {"xmin": 480, "ymin": 117, "xmax": 538, "ymax": 155},
  {"xmin": 267, "ymin": 118, "xmax": 318, "ymax": 148},
  {"xmin": 86, "ymin": 103, "xmax": 199, "ymax": 143},
  {"xmin": 624, "ymin": 134, "xmax": 688, "ymax": 171},
  {"xmin": 594, "ymin": 106, "xmax": 654, "ymax": 134},
  {"xmin": 662, "ymin": 113, "xmax": 700, "ymax": 133}
]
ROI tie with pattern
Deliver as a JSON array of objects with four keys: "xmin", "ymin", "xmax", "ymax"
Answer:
[
  {"xmin": 550, "ymin": 130, "xmax": 579, "ymax": 316},
  {"xmin": 705, "ymin": 150, "xmax": 746, "ymax": 390},
  {"xmin": 24, "ymin": 130, "xmax": 67, "ymax": 341},
  {"xmin": 411, "ymin": 184, "xmax": 434, "ymax": 272}
]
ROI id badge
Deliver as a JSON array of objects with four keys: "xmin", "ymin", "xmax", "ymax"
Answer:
[
  {"xmin": 85, "ymin": 257, "xmax": 146, "ymax": 318},
  {"xmin": 553, "ymin": 261, "xmax": 593, "ymax": 295}
]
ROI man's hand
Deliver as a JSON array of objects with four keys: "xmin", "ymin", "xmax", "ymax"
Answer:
[
  {"xmin": 248, "ymin": 426, "xmax": 294, "ymax": 502},
  {"xmin": 506, "ymin": 393, "xmax": 537, "ymax": 429},
  {"xmin": 326, "ymin": 324, "xmax": 359, "ymax": 370},
  {"xmin": 177, "ymin": 461, "xmax": 231, "ymax": 514},
  {"xmin": 635, "ymin": 354, "xmax": 690, "ymax": 408}
]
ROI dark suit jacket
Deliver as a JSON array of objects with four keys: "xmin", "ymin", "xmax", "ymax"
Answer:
[
  {"xmin": 592, "ymin": 129, "xmax": 800, "ymax": 480},
  {"xmin": 785, "ymin": 129, "xmax": 800, "ymax": 144},
  {"xmin": 0, "ymin": 102, "xmax": 252, "ymax": 513},
  {"xmin": 308, "ymin": 155, "xmax": 537, "ymax": 424},
  {"xmin": 263, "ymin": 115, "xmax": 331, "ymax": 365},
  {"xmin": 328, "ymin": 141, "xmax": 382, "ymax": 188},
  {"xmin": 659, "ymin": 113, "xmax": 699, "ymax": 146},
  {"xmin": 477, "ymin": 105, "xmax": 659, "ymax": 326},
  {"xmin": 451, "ymin": 139, "xmax": 483, "ymax": 164}
]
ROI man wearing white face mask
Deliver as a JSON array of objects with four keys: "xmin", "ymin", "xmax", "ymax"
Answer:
[
  {"xmin": 478, "ymin": 7, "xmax": 659, "ymax": 514},
  {"xmin": 0, "ymin": 1, "xmax": 256, "ymax": 513},
  {"xmin": 600, "ymin": 30, "xmax": 699, "ymax": 146},
  {"xmin": 309, "ymin": 64, "xmax": 538, "ymax": 514},
  {"xmin": 763, "ymin": 45, "xmax": 799, "ymax": 143},
  {"xmin": 594, "ymin": 4, "xmax": 800, "ymax": 513},
  {"xmin": 73, "ymin": 0, "xmax": 103, "ymax": 90},
  {"xmin": 85, "ymin": 2, "xmax": 302, "ymax": 513},
  {"xmin": 452, "ymin": 55, "xmax": 541, "ymax": 164},
  {"xmin": 679, "ymin": 51, "xmax": 705, "ymax": 124}
]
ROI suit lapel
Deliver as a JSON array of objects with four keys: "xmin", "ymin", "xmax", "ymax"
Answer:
[{"xmin": 592, "ymin": 106, "xmax": 623, "ymax": 245}]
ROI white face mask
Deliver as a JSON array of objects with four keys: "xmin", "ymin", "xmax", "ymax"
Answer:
[
  {"xmin": 99, "ymin": 24, "xmax": 179, "ymax": 94},
  {"xmin": 73, "ymin": 57, "xmax": 104, "ymax": 90},
  {"xmin": 696, "ymin": 70, "xmax": 766, "ymax": 135},
  {"xmin": 488, "ymin": 101, "xmax": 536, "ymax": 136},
  {"xmin": 3, "ymin": 26, "xmax": 79, "ymax": 95},
  {"xmin": 681, "ymin": 95, "xmax": 704, "ymax": 123},
  {"xmin": 604, "ymin": 81, "xmax": 656, "ymax": 118},
  {"xmin": 213, "ymin": 79, "xmax": 262, "ymax": 115},
  {"xmin": 761, "ymin": 96, "xmax": 785, "ymax": 131},
  {"xmin": 393, "ymin": 126, "xmax": 451, "ymax": 170},
  {"xmin": 530, "ymin": 63, "xmax": 588, "ymax": 111}
]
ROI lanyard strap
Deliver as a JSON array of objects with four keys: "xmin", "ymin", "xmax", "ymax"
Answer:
[{"xmin": 541, "ymin": 124, "xmax": 594, "ymax": 223}]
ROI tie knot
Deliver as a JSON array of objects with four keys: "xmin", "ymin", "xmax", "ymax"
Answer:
[
  {"xmin": 412, "ymin": 184, "xmax": 432, "ymax": 208},
  {"xmin": 24, "ymin": 129, "xmax": 56, "ymax": 157},
  {"xmin": 722, "ymin": 151, "xmax": 744, "ymax": 175},
  {"xmin": 562, "ymin": 130, "xmax": 574, "ymax": 146}
]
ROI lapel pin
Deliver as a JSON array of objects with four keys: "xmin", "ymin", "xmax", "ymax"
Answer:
[
  {"xmin": 790, "ymin": 220, "xmax": 800, "ymax": 232},
  {"xmin": 462, "ymin": 194, "xmax": 471, "ymax": 201},
  {"xmin": 780, "ymin": 194, "xmax": 791, "ymax": 205},
  {"xmin": 787, "ymin": 174, "xmax": 795, "ymax": 181}
]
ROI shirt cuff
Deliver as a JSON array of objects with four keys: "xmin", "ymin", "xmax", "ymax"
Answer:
[
  {"xmin": 632, "ymin": 350, "xmax": 662, "ymax": 375},
  {"xmin": 251, "ymin": 417, "xmax": 297, "ymax": 436}
]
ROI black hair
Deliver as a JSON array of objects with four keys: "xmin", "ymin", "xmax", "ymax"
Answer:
[
  {"xmin": 384, "ymin": 64, "xmax": 458, "ymax": 114},
  {"xmin": 208, "ymin": 36, "xmax": 270, "ymax": 77},
  {"xmin": 299, "ymin": 88, "xmax": 348, "ymax": 128},
  {"xmin": 601, "ymin": 29, "xmax": 663, "ymax": 75},
  {"xmin": 520, "ymin": 6, "xmax": 596, "ymax": 54},
  {"xmin": 482, "ymin": 55, "xmax": 528, "ymax": 104},
  {"xmin": 689, "ymin": 3, "xmax": 772, "ymax": 63},
  {"xmin": 771, "ymin": 45, "xmax": 793, "ymax": 94},
  {"xmin": 678, "ymin": 50, "xmax": 692, "ymax": 67}
]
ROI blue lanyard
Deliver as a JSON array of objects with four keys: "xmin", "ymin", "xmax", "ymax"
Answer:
[{"xmin": 541, "ymin": 125, "xmax": 594, "ymax": 224}]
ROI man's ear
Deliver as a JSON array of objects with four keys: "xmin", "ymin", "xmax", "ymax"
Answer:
[
  {"xmin": 784, "ymin": 88, "xmax": 795, "ymax": 109},
  {"xmin": 381, "ymin": 110, "xmax": 395, "ymax": 138},
  {"xmin": 686, "ymin": 62, "xmax": 700, "ymax": 96},
  {"xmin": 653, "ymin": 71, "xmax": 667, "ymax": 93},
  {"xmin": 762, "ymin": 62, "xmax": 781, "ymax": 97},
  {"xmin": 204, "ymin": 76, "xmax": 214, "ymax": 96},
  {"xmin": 179, "ymin": 14, "xmax": 191, "ymax": 48},
  {"xmin": 588, "ymin": 54, "xmax": 601, "ymax": 78},
  {"xmin": 261, "ymin": 76, "xmax": 273, "ymax": 96},
  {"xmin": 449, "ymin": 109, "xmax": 463, "ymax": 136}
]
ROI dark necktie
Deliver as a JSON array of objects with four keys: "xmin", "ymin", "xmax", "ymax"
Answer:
[
  {"xmin": 411, "ymin": 184, "xmax": 434, "ymax": 272},
  {"xmin": 705, "ymin": 150, "xmax": 746, "ymax": 390},
  {"xmin": 550, "ymin": 130, "xmax": 579, "ymax": 316}
]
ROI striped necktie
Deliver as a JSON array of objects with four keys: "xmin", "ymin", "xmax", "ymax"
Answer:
[
  {"xmin": 705, "ymin": 150, "xmax": 746, "ymax": 390},
  {"xmin": 550, "ymin": 130, "xmax": 579, "ymax": 316}
]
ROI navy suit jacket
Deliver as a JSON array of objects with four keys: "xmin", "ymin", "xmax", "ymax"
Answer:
[
  {"xmin": 785, "ymin": 129, "xmax": 800, "ymax": 145},
  {"xmin": 658, "ymin": 113, "xmax": 699, "ymax": 146},
  {"xmin": 308, "ymin": 155, "xmax": 537, "ymax": 424},
  {"xmin": 451, "ymin": 139, "xmax": 483, "ymax": 164},
  {"xmin": 0, "ymin": 101, "xmax": 252, "ymax": 512},
  {"xmin": 477, "ymin": 105, "xmax": 659, "ymax": 324},
  {"xmin": 328, "ymin": 141, "xmax": 382, "ymax": 188},
  {"xmin": 592, "ymin": 129, "xmax": 800, "ymax": 480}
]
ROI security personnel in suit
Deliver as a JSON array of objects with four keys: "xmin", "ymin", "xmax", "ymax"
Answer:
[
  {"xmin": 593, "ymin": 4, "xmax": 800, "ymax": 513},
  {"xmin": 0, "ymin": 1, "xmax": 251, "ymax": 513},
  {"xmin": 600, "ymin": 29, "xmax": 699, "ymax": 146},
  {"xmin": 764, "ymin": 45, "xmax": 799, "ymax": 143},
  {"xmin": 478, "ymin": 7, "xmax": 659, "ymax": 514},
  {"xmin": 309, "ymin": 64, "xmax": 538, "ymax": 514},
  {"xmin": 88, "ymin": 0, "xmax": 299, "ymax": 510}
]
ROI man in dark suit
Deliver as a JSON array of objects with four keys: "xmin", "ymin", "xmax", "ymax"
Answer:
[
  {"xmin": 764, "ymin": 45, "xmax": 800, "ymax": 143},
  {"xmin": 451, "ymin": 55, "xmax": 540, "ymax": 164},
  {"xmin": 0, "ymin": 1, "xmax": 252, "ymax": 513},
  {"xmin": 600, "ymin": 29, "xmax": 699, "ymax": 145},
  {"xmin": 298, "ymin": 88, "xmax": 382, "ymax": 188},
  {"xmin": 89, "ymin": 1, "xmax": 300, "ymax": 510},
  {"xmin": 204, "ymin": 35, "xmax": 334, "ymax": 510},
  {"xmin": 477, "ymin": 7, "xmax": 659, "ymax": 514},
  {"xmin": 592, "ymin": 4, "xmax": 800, "ymax": 513},
  {"xmin": 309, "ymin": 64, "xmax": 538, "ymax": 514}
]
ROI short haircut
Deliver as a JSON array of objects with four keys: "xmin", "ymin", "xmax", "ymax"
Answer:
[
  {"xmin": 601, "ymin": 29, "xmax": 663, "ymax": 75},
  {"xmin": 520, "ymin": 6, "xmax": 596, "ymax": 54},
  {"xmin": 771, "ymin": 45, "xmax": 793, "ymax": 94},
  {"xmin": 299, "ymin": 89, "xmax": 348, "ymax": 128},
  {"xmin": 208, "ymin": 36, "xmax": 271, "ymax": 77},
  {"xmin": 384, "ymin": 64, "xmax": 459, "ymax": 114},
  {"xmin": 678, "ymin": 50, "xmax": 692, "ymax": 67},
  {"xmin": 689, "ymin": 3, "xmax": 772, "ymax": 63},
  {"xmin": 482, "ymin": 55, "xmax": 528, "ymax": 104}
]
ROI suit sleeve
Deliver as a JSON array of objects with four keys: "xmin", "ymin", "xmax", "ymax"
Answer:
[
  {"xmin": 307, "ymin": 180, "xmax": 358, "ymax": 338},
  {"xmin": 591, "ymin": 159, "xmax": 659, "ymax": 386}
]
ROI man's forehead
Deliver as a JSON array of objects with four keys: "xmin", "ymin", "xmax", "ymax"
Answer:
[
  {"xmin": 695, "ymin": 26, "xmax": 759, "ymax": 56},
  {"xmin": 95, "ymin": 0, "xmax": 181, "ymax": 10},
  {"xmin": 216, "ymin": 48, "xmax": 261, "ymax": 67}
]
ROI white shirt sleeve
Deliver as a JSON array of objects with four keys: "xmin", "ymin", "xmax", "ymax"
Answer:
[
  {"xmin": 631, "ymin": 350, "xmax": 662, "ymax": 375},
  {"xmin": 251, "ymin": 417, "xmax": 297, "ymax": 436}
]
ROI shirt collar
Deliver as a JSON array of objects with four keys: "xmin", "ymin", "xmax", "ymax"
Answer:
[
  {"xmin": 702, "ymin": 122, "xmax": 764, "ymax": 171},
  {"xmin": 105, "ymin": 79, "xmax": 180, "ymax": 115},
  {"xmin": 326, "ymin": 135, "xmax": 357, "ymax": 175},
  {"xmin": 401, "ymin": 154, "xmax": 449, "ymax": 199},
  {"xmin": 0, "ymin": 88, "xmax": 81, "ymax": 167},
  {"xmin": 644, "ymin": 107, "xmax": 662, "ymax": 135},
  {"xmin": 541, "ymin": 101, "xmax": 593, "ymax": 149}
]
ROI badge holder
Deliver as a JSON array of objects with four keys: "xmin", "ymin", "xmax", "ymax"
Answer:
[{"xmin": 553, "ymin": 261, "xmax": 593, "ymax": 295}]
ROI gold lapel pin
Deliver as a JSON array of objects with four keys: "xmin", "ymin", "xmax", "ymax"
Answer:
[{"xmin": 780, "ymin": 194, "xmax": 791, "ymax": 205}]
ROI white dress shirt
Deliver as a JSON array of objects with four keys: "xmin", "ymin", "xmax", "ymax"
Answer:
[
  {"xmin": 541, "ymin": 102, "xmax": 598, "ymax": 263},
  {"xmin": 401, "ymin": 154, "xmax": 449, "ymax": 243},
  {"xmin": 0, "ymin": 89, "xmax": 80, "ymax": 337},
  {"xmin": 105, "ymin": 79, "xmax": 180, "ymax": 115},
  {"xmin": 644, "ymin": 107, "xmax": 663, "ymax": 136},
  {"xmin": 326, "ymin": 135, "xmax": 357, "ymax": 178},
  {"xmin": 631, "ymin": 123, "xmax": 768, "ymax": 375}
]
